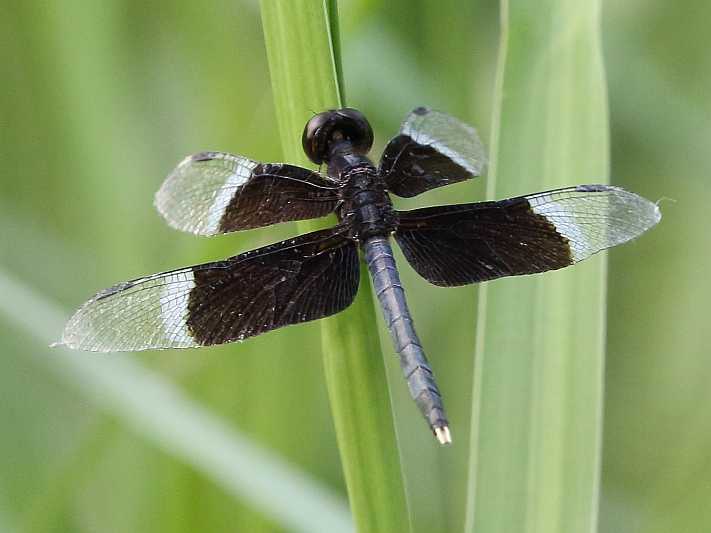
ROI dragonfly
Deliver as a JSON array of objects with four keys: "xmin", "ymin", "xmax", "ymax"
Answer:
[{"xmin": 57, "ymin": 107, "xmax": 661, "ymax": 444}]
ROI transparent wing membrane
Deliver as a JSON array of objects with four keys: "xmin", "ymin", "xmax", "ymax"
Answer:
[
  {"xmin": 526, "ymin": 185, "xmax": 661, "ymax": 261},
  {"xmin": 59, "ymin": 268, "xmax": 201, "ymax": 352}
]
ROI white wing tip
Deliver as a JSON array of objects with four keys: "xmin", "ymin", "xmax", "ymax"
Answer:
[
  {"xmin": 651, "ymin": 201, "xmax": 663, "ymax": 225},
  {"xmin": 54, "ymin": 320, "xmax": 99, "ymax": 352}
]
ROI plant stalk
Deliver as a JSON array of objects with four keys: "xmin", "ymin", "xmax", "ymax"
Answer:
[{"xmin": 260, "ymin": 2, "xmax": 411, "ymax": 531}]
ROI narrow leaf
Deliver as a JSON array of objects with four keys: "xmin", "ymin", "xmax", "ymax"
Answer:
[
  {"xmin": 260, "ymin": 2, "xmax": 411, "ymax": 532},
  {"xmin": 466, "ymin": 0, "xmax": 609, "ymax": 531}
]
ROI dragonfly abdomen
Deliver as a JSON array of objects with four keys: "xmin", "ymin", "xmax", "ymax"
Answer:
[{"xmin": 363, "ymin": 235, "xmax": 451, "ymax": 444}]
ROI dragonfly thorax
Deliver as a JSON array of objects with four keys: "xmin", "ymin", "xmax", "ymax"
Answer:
[{"xmin": 337, "ymin": 166, "xmax": 397, "ymax": 241}]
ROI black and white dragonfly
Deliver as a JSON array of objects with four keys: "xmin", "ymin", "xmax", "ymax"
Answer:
[{"xmin": 58, "ymin": 107, "xmax": 661, "ymax": 444}]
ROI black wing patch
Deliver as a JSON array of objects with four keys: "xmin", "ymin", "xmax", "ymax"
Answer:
[
  {"xmin": 379, "ymin": 107, "xmax": 486, "ymax": 198},
  {"xmin": 58, "ymin": 227, "xmax": 359, "ymax": 351},
  {"xmin": 155, "ymin": 151, "xmax": 340, "ymax": 235},
  {"xmin": 395, "ymin": 185, "xmax": 661, "ymax": 286}
]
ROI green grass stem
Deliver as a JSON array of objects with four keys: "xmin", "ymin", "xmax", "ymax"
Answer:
[{"xmin": 260, "ymin": 2, "xmax": 411, "ymax": 532}]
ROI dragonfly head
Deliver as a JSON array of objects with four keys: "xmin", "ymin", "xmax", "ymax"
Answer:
[{"xmin": 302, "ymin": 108, "xmax": 373, "ymax": 165}]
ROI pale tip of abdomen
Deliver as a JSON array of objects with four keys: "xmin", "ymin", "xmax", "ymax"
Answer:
[{"xmin": 434, "ymin": 425, "xmax": 452, "ymax": 445}]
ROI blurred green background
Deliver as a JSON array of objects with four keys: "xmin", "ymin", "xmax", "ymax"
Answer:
[{"xmin": 0, "ymin": 1, "xmax": 707, "ymax": 532}]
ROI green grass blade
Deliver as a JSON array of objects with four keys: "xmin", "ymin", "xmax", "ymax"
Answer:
[
  {"xmin": 260, "ymin": 2, "xmax": 411, "ymax": 532},
  {"xmin": 466, "ymin": 1, "xmax": 609, "ymax": 532},
  {"xmin": 326, "ymin": 0, "xmax": 346, "ymax": 103},
  {"xmin": 0, "ymin": 269, "xmax": 353, "ymax": 533}
]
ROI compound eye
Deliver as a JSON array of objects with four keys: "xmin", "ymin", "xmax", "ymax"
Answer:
[
  {"xmin": 302, "ymin": 111, "xmax": 331, "ymax": 164},
  {"xmin": 302, "ymin": 108, "xmax": 374, "ymax": 164},
  {"xmin": 336, "ymin": 108, "xmax": 374, "ymax": 157}
]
